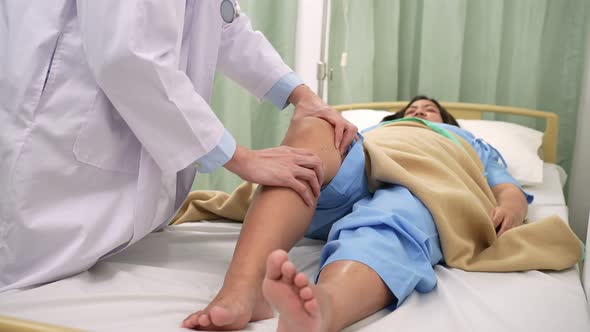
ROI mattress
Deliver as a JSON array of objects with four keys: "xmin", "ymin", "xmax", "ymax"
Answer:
[
  {"xmin": 0, "ymin": 165, "xmax": 588, "ymax": 332},
  {"xmin": 525, "ymin": 163, "xmax": 567, "ymax": 206}
]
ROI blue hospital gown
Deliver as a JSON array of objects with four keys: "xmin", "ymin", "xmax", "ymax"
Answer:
[{"xmin": 306, "ymin": 121, "xmax": 533, "ymax": 309}]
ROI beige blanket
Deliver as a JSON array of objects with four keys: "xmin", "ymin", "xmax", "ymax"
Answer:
[{"xmin": 172, "ymin": 122, "xmax": 582, "ymax": 272}]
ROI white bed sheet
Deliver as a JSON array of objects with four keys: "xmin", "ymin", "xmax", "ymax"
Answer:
[
  {"xmin": 525, "ymin": 163, "xmax": 567, "ymax": 206},
  {"xmin": 1, "ymin": 216, "xmax": 588, "ymax": 331},
  {"xmin": 1, "ymin": 167, "xmax": 588, "ymax": 332}
]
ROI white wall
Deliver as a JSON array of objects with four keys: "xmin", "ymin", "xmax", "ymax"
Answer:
[{"xmin": 567, "ymin": 20, "xmax": 590, "ymax": 242}]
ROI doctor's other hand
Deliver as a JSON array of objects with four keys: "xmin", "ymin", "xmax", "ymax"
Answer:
[
  {"xmin": 224, "ymin": 145, "xmax": 324, "ymax": 206},
  {"xmin": 288, "ymin": 85, "xmax": 357, "ymax": 155}
]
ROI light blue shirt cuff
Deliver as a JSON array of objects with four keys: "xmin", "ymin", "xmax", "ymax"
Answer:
[
  {"xmin": 262, "ymin": 72, "xmax": 304, "ymax": 110},
  {"xmin": 195, "ymin": 130, "xmax": 236, "ymax": 173}
]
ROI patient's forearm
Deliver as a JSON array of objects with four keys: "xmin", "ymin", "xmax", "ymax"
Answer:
[{"xmin": 491, "ymin": 183, "xmax": 528, "ymax": 221}]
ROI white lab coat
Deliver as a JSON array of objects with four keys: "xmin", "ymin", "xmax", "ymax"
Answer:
[{"xmin": 0, "ymin": 0, "xmax": 292, "ymax": 291}]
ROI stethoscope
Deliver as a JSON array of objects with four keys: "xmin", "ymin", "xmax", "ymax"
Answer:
[{"xmin": 220, "ymin": 0, "xmax": 241, "ymax": 23}]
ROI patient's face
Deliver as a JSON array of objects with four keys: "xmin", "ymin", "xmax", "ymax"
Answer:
[{"xmin": 404, "ymin": 100, "xmax": 443, "ymax": 123}]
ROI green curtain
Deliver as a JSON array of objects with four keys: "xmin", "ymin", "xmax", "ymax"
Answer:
[
  {"xmin": 192, "ymin": 0, "xmax": 298, "ymax": 192},
  {"xmin": 328, "ymin": 0, "xmax": 589, "ymax": 179}
]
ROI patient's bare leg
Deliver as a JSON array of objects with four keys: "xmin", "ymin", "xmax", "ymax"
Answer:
[
  {"xmin": 263, "ymin": 250, "xmax": 394, "ymax": 332},
  {"xmin": 182, "ymin": 117, "xmax": 343, "ymax": 330}
]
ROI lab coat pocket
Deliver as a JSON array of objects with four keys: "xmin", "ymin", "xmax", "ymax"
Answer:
[{"xmin": 73, "ymin": 91, "xmax": 141, "ymax": 174}]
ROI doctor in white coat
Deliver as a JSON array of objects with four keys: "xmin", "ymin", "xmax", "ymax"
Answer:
[{"xmin": 0, "ymin": 0, "xmax": 356, "ymax": 293}]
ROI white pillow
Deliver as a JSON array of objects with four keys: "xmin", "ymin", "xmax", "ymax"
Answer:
[
  {"xmin": 457, "ymin": 119, "xmax": 543, "ymax": 186},
  {"xmin": 341, "ymin": 109, "xmax": 544, "ymax": 186},
  {"xmin": 341, "ymin": 109, "xmax": 393, "ymax": 131}
]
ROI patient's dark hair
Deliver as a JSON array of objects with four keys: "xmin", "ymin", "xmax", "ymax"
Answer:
[{"xmin": 380, "ymin": 95, "xmax": 460, "ymax": 127}]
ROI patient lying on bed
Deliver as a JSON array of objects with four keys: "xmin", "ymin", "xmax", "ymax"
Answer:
[{"xmin": 181, "ymin": 95, "xmax": 580, "ymax": 331}]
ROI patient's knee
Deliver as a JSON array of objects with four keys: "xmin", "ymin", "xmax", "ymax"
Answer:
[
  {"xmin": 283, "ymin": 116, "xmax": 342, "ymax": 182},
  {"xmin": 283, "ymin": 117, "xmax": 335, "ymax": 147}
]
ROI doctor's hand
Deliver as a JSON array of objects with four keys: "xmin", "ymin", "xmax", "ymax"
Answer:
[
  {"xmin": 224, "ymin": 145, "xmax": 324, "ymax": 206},
  {"xmin": 289, "ymin": 85, "xmax": 357, "ymax": 155}
]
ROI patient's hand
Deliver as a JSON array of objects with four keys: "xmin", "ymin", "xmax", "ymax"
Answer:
[
  {"xmin": 491, "ymin": 206, "xmax": 524, "ymax": 237},
  {"xmin": 490, "ymin": 183, "xmax": 528, "ymax": 237}
]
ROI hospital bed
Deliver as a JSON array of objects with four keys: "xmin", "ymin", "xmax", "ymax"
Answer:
[{"xmin": 0, "ymin": 102, "xmax": 589, "ymax": 331}]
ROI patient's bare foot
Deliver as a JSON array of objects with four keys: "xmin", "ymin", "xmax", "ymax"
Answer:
[
  {"xmin": 181, "ymin": 281, "xmax": 273, "ymax": 331},
  {"xmin": 262, "ymin": 250, "xmax": 327, "ymax": 332}
]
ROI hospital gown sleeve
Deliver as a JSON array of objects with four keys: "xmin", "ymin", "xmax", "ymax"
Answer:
[
  {"xmin": 479, "ymin": 141, "xmax": 534, "ymax": 204},
  {"xmin": 76, "ymin": 0, "xmax": 228, "ymax": 174}
]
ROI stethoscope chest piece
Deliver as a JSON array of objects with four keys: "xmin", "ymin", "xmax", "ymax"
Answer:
[{"xmin": 221, "ymin": 0, "xmax": 240, "ymax": 23}]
